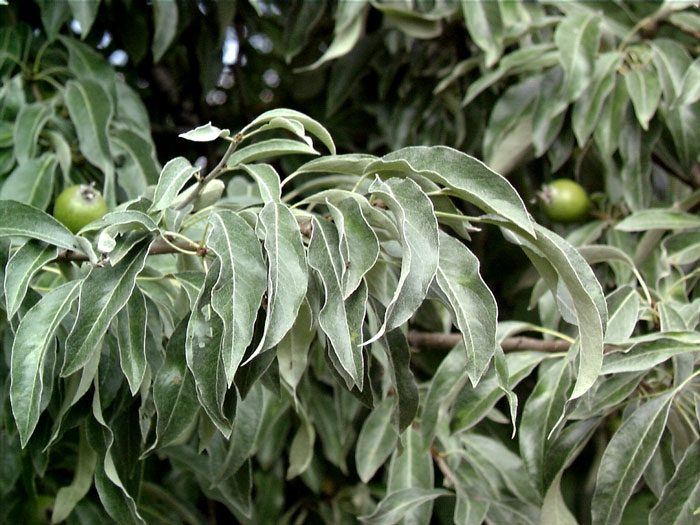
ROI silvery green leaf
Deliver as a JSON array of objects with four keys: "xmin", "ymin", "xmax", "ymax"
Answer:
[
  {"xmin": 569, "ymin": 373, "xmax": 643, "ymax": 420},
  {"xmin": 518, "ymin": 358, "xmax": 572, "ymax": 495},
  {"xmin": 214, "ymin": 383, "xmax": 265, "ymax": 482},
  {"xmin": 602, "ymin": 338, "xmax": 699, "ymax": 374},
  {"xmin": 38, "ymin": 0, "xmax": 71, "ymax": 41},
  {"xmin": 4, "ymin": 240, "xmax": 58, "ymax": 317},
  {"xmin": 572, "ymin": 52, "xmax": 620, "ymax": 146},
  {"xmin": 603, "ymin": 286, "xmax": 640, "ymax": 343},
  {"xmin": 541, "ymin": 417, "xmax": 600, "ymax": 491},
  {"xmin": 178, "ymin": 122, "xmax": 230, "ymax": 142},
  {"xmin": 64, "ymin": 80, "xmax": 116, "ymax": 206},
  {"xmin": 249, "ymin": 202, "xmax": 308, "ymax": 358},
  {"xmin": 0, "ymin": 153, "xmax": 57, "ymax": 210},
  {"xmin": 360, "ymin": 488, "xmax": 449, "ymax": 525},
  {"xmin": 287, "ymin": 409, "xmax": 315, "ymax": 480},
  {"xmin": 594, "ymin": 77, "xmax": 628, "ymax": 157},
  {"xmin": 663, "ymin": 231, "xmax": 700, "ymax": 265},
  {"xmin": 327, "ymin": 197, "xmax": 379, "ymax": 299},
  {"xmin": 383, "ymin": 329, "xmax": 419, "ymax": 433},
  {"xmin": 207, "ymin": 210, "xmax": 267, "ymax": 384},
  {"xmin": 226, "ymin": 139, "xmax": 319, "ymax": 168},
  {"xmin": 373, "ymin": 146, "xmax": 535, "ymax": 236},
  {"xmin": 615, "ymin": 209, "xmax": 700, "ymax": 232},
  {"xmin": 185, "ymin": 259, "xmax": 230, "ymax": 436},
  {"xmin": 592, "ymin": 392, "xmax": 675, "ymax": 525},
  {"xmin": 433, "ymin": 231, "xmax": 497, "ymax": 386},
  {"xmin": 675, "ymin": 56, "xmax": 700, "ymax": 106},
  {"xmin": 290, "ymin": 154, "xmax": 375, "ymax": 179},
  {"xmin": 148, "ymin": 316, "xmax": 198, "ymax": 451},
  {"xmin": 421, "ymin": 343, "xmax": 468, "ymax": 448},
  {"xmin": 10, "ymin": 280, "xmax": 81, "ymax": 446},
  {"xmin": 649, "ymin": 440, "xmax": 700, "ymax": 525},
  {"xmin": 51, "ymin": 427, "xmax": 97, "ymax": 523},
  {"xmin": 355, "ymin": 397, "xmax": 397, "ymax": 483},
  {"xmin": 554, "ymin": 11, "xmax": 600, "ymax": 101},
  {"xmin": 296, "ymin": 2, "xmax": 367, "ymax": 72},
  {"xmin": 452, "ymin": 351, "xmax": 548, "ymax": 432},
  {"xmin": 461, "ymin": 0, "xmax": 503, "ymax": 66},
  {"xmin": 79, "ymin": 210, "xmax": 159, "ymax": 235},
  {"xmin": 13, "ymin": 102, "xmax": 53, "ymax": 162},
  {"xmin": 67, "ymin": 0, "xmax": 100, "ymax": 38},
  {"xmin": 277, "ymin": 300, "xmax": 314, "ymax": 399},
  {"xmin": 307, "ymin": 216, "xmax": 363, "ymax": 387},
  {"xmin": 386, "ymin": 428, "xmax": 436, "ymax": 525},
  {"xmin": 540, "ymin": 473, "xmax": 577, "ymax": 525},
  {"xmin": 365, "ymin": 177, "xmax": 438, "ymax": 343},
  {"xmin": 242, "ymin": 109, "xmax": 336, "ymax": 154},
  {"xmin": 116, "ymin": 288, "xmax": 148, "ymax": 395},
  {"xmin": 150, "ymin": 157, "xmax": 200, "ymax": 212},
  {"xmin": 0, "ymin": 200, "xmax": 77, "ymax": 250},
  {"xmin": 239, "ymin": 163, "xmax": 281, "ymax": 203},
  {"xmin": 62, "ymin": 241, "xmax": 150, "ymax": 376},
  {"xmin": 152, "ymin": 0, "xmax": 178, "ymax": 62},
  {"xmin": 109, "ymin": 127, "xmax": 160, "ymax": 199},
  {"xmin": 624, "ymin": 66, "xmax": 661, "ymax": 131}
]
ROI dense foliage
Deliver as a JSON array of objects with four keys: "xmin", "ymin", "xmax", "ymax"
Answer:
[{"xmin": 0, "ymin": 1, "xmax": 699, "ymax": 524}]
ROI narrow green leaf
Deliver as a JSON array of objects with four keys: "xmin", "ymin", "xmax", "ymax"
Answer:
[
  {"xmin": 68, "ymin": 0, "xmax": 100, "ymax": 38},
  {"xmin": 185, "ymin": 259, "xmax": 230, "ymax": 436},
  {"xmin": 649, "ymin": 440, "xmax": 700, "ymax": 525},
  {"xmin": 374, "ymin": 146, "xmax": 535, "ymax": 236},
  {"xmin": 64, "ymin": 79, "xmax": 116, "ymax": 206},
  {"xmin": 116, "ymin": 289, "xmax": 148, "ymax": 395},
  {"xmin": 555, "ymin": 11, "xmax": 600, "ymax": 101},
  {"xmin": 0, "ymin": 153, "xmax": 57, "ymax": 210},
  {"xmin": 207, "ymin": 210, "xmax": 267, "ymax": 384},
  {"xmin": 355, "ymin": 397, "xmax": 398, "ymax": 483},
  {"xmin": 0, "ymin": 200, "xmax": 77, "ymax": 250},
  {"xmin": 239, "ymin": 163, "xmax": 281, "ymax": 203},
  {"xmin": 13, "ymin": 102, "xmax": 52, "ymax": 162},
  {"xmin": 572, "ymin": 52, "xmax": 620, "ymax": 146},
  {"xmin": 461, "ymin": 0, "xmax": 503, "ymax": 66},
  {"xmin": 360, "ymin": 488, "xmax": 449, "ymax": 525},
  {"xmin": 616, "ymin": 209, "xmax": 700, "ymax": 232},
  {"xmin": 365, "ymin": 177, "xmax": 439, "ymax": 343},
  {"xmin": 433, "ymin": 231, "xmax": 497, "ymax": 386},
  {"xmin": 386, "ymin": 428, "xmax": 437, "ymax": 524},
  {"xmin": 62, "ymin": 241, "xmax": 150, "ymax": 376},
  {"xmin": 152, "ymin": 0, "xmax": 179, "ymax": 62},
  {"xmin": 38, "ymin": 0, "xmax": 71, "ymax": 41},
  {"xmin": 110, "ymin": 127, "xmax": 160, "ymax": 199},
  {"xmin": 52, "ymin": 426, "xmax": 97, "ymax": 523},
  {"xmin": 242, "ymin": 108, "xmax": 336, "ymax": 154},
  {"xmin": 602, "ymin": 338, "xmax": 699, "ymax": 374},
  {"xmin": 540, "ymin": 473, "xmax": 577, "ymax": 525},
  {"xmin": 277, "ymin": 300, "xmax": 314, "ymax": 398},
  {"xmin": 150, "ymin": 157, "xmax": 200, "ymax": 212},
  {"xmin": 383, "ymin": 329, "xmax": 419, "ymax": 433},
  {"xmin": 307, "ymin": 216, "xmax": 364, "ymax": 386},
  {"xmin": 624, "ymin": 66, "xmax": 661, "ymax": 131},
  {"xmin": 4, "ymin": 240, "xmax": 58, "ymax": 317},
  {"xmin": 226, "ymin": 139, "xmax": 319, "ymax": 167},
  {"xmin": 287, "ymin": 412, "xmax": 315, "ymax": 480},
  {"xmin": 149, "ymin": 316, "xmax": 198, "ymax": 450},
  {"xmin": 11, "ymin": 280, "xmax": 81, "ymax": 447},
  {"xmin": 326, "ymin": 197, "xmax": 379, "ymax": 299},
  {"xmin": 249, "ymin": 202, "xmax": 308, "ymax": 358},
  {"xmin": 591, "ymin": 392, "xmax": 675, "ymax": 525}
]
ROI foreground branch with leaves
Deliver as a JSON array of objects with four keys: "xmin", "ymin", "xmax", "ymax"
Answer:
[{"xmin": 0, "ymin": 1, "xmax": 699, "ymax": 524}]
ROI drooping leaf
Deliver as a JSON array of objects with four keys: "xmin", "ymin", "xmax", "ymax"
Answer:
[
  {"xmin": 433, "ymin": 231, "xmax": 497, "ymax": 386},
  {"xmin": 355, "ymin": 397, "xmax": 397, "ymax": 483},
  {"xmin": 116, "ymin": 288, "xmax": 148, "ymax": 395},
  {"xmin": 11, "ymin": 280, "xmax": 82, "ymax": 446},
  {"xmin": 62, "ymin": 241, "xmax": 150, "ymax": 376},
  {"xmin": 0, "ymin": 200, "xmax": 77, "ymax": 250},
  {"xmin": 152, "ymin": 0, "xmax": 179, "ymax": 62},
  {"xmin": 360, "ymin": 488, "xmax": 449, "ymax": 525},
  {"xmin": 591, "ymin": 392, "xmax": 675, "ymax": 525},
  {"xmin": 3, "ymin": 239, "xmax": 58, "ymax": 317},
  {"xmin": 554, "ymin": 11, "xmax": 600, "ymax": 101},
  {"xmin": 149, "ymin": 157, "xmax": 200, "ymax": 212},
  {"xmin": 624, "ymin": 66, "xmax": 661, "ymax": 131},
  {"xmin": 110, "ymin": 127, "xmax": 160, "ymax": 199},
  {"xmin": 178, "ymin": 122, "xmax": 230, "ymax": 142},
  {"xmin": 0, "ymin": 153, "xmax": 57, "ymax": 210},
  {"xmin": 67, "ymin": 0, "xmax": 100, "ymax": 38},
  {"xmin": 13, "ymin": 102, "xmax": 53, "ymax": 163},
  {"xmin": 649, "ymin": 440, "xmax": 700, "ymax": 525},
  {"xmin": 365, "ymin": 177, "xmax": 439, "ymax": 343},
  {"xmin": 64, "ymin": 79, "xmax": 116, "ymax": 206},
  {"xmin": 207, "ymin": 210, "xmax": 267, "ymax": 384},
  {"xmin": 248, "ymin": 202, "xmax": 308, "ymax": 358}
]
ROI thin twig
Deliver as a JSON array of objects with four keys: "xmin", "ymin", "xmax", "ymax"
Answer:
[
  {"xmin": 430, "ymin": 447, "xmax": 459, "ymax": 488},
  {"xmin": 175, "ymin": 136, "xmax": 242, "ymax": 210},
  {"xmin": 408, "ymin": 331, "xmax": 571, "ymax": 353},
  {"xmin": 54, "ymin": 239, "xmax": 205, "ymax": 263}
]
